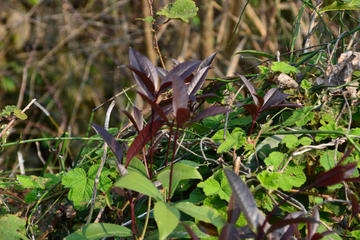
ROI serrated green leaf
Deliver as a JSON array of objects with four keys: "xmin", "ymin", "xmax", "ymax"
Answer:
[
  {"xmin": 16, "ymin": 175, "xmax": 49, "ymax": 189},
  {"xmin": 217, "ymin": 129, "xmax": 246, "ymax": 153},
  {"xmin": 283, "ymin": 106, "xmax": 314, "ymax": 127},
  {"xmin": 351, "ymin": 230, "xmax": 360, "ymax": 238},
  {"xmin": 264, "ymin": 151, "xmax": 286, "ymax": 169},
  {"xmin": 298, "ymin": 137, "xmax": 312, "ymax": 146},
  {"xmin": 232, "ymin": 50, "xmax": 274, "ymax": 59},
  {"xmin": 156, "ymin": 0, "xmax": 199, "ymax": 22},
  {"xmin": 62, "ymin": 165, "xmax": 112, "ymax": 207},
  {"xmin": 300, "ymin": 79, "xmax": 311, "ymax": 91},
  {"xmin": 320, "ymin": 150, "xmax": 340, "ymax": 171},
  {"xmin": 281, "ymin": 135, "xmax": 298, "ymax": 148},
  {"xmin": 154, "ymin": 201, "xmax": 180, "ymax": 240},
  {"xmin": 64, "ymin": 223, "xmax": 132, "ymax": 240},
  {"xmin": 315, "ymin": 123, "xmax": 344, "ymax": 141},
  {"xmin": 271, "ymin": 62, "xmax": 299, "ymax": 74},
  {"xmin": 176, "ymin": 202, "xmax": 226, "ymax": 228},
  {"xmin": 145, "ymin": 221, "xmax": 210, "ymax": 239},
  {"xmin": 257, "ymin": 171, "xmax": 281, "ymax": 190},
  {"xmin": 0, "ymin": 214, "xmax": 27, "ymax": 240},
  {"xmin": 142, "ymin": 16, "xmax": 155, "ymax": 24},
  {"xmin": 277, "ymin": 162, "xmax": 306, "ymax": 191},
  {"xmin": 114, "ymin": 170, "xmax": 163, "ymax": 202},
  {"xmin": 198, "ymin": 178, "xmax": 221, "ymax": 196},
  {"xmin": 319, "ymin": 0, "xmax": 360, "ymax": 13},
  {"xmin": 13, "ymin": 109, "xmax": 27, "ymax": 120},
  {"xmin": 211, "ymin": 129, "xmax": 229, "ymax": 144}
]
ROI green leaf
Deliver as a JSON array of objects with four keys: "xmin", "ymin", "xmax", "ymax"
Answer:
[
  {"xmin": 271, "ymin": 62, "xmax": 300, "ymax": 74},
  {"xmin": 142, "ymin": 16, "xmax": 155, "ymax": 24},
  {"xmin": 13, "ymin": 109, "xmax": 27, "ymax": 120},
  {"xmin": 211, "ymin": 129, "xmax": 229, "ymax": 144},
  {"xmin": 232, "ymin": 50, "xmax": 274, "ymax": 59},
  {"xmin": 351, "ymin": 230, "xmax": 360, "ymax": 238},
  {"xmin": 64, "ymin": 223, "xmax": 132, "ymax": 240},
  {"xmin": 157, "ymin": 169, "xmax": 182, "ymax": 198},
  {"xmin": 198, "ymin": 178, "xmax": 221, "ymax": 196},
  {"xmin": 320, "ymin": 150, "xmax": 340, "ymax": 170},
  {"xmin": 154, "ymin": 201, "xmax": 180, "ymax": 240},
  {"xmin": 114, "ymin": 170, "xmax": 163, "ymax": 202},
  {"xmin": 300, "ymin": 79, "xmax": 311, "ymax": 91},
  {"xmin": 315, "ymin": 123, "xmax": 344, "ymax": 141},
  {"xmin": 145, "ymin": 221, "xmax": 210, "ymax": 239},
  {"xmin": 217, "ymin": 128, "xmax": 246, "ymax": 153},
  {"xmin": 277, "ymin": 162, "xmax": 306, "ymax": 191},
  {"xmin": 283, "ymin": 106, "xmax": 314, "ymax": 127},
  {"xmin": 0, "ymin": 214, "xmax": 27, "ymax": 240},
  {"xmin": 320, "ymin": 0, "xmax": 360, "ymax": 13},
  {"xmin": 264, "ymin": 151, "xmax": 286, "ymax": 169},
  {"xmin": 16, "ymin": 175, "xmax": 50, "ymax": 189},
  {"xmin": 281, "ymin": 135, "xmax": 298, "ymax": 148},
  {"xmin": 257, "ymin": 171, "xmax": 281, "ymax": 190},
  {"xmin": 128, "ymin": 157, "xmax": 148, "ymax": 177},
  {"xmin": 157, "ymin": 0, "xmax": 199, "ymax": 22},
  {"xmin": 62, "ymin": 165, "xmax": 112, "ymax": 207},
  {"xmin": 298, "ymin": 137, "xmax": 312, "ymax": 146},
  {"xmin": 176, "ymin": 202, "xmax": 226, "ymax": 228}
]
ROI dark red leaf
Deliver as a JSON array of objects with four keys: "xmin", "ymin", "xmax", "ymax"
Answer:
[
  {"xmin": 133, "ymin": 106, "xmax": 143, "ymax": 131},
  {"xmin": 125, "ymin": 120, "xmax": 164, "ymax": 167},
  {"xmin": 129, "ymin": 48, "xmax": 159, "ymax": 90},
  {"xmin": 307, "ymin": 208, "xmax": 319, "ymax": 240},
  {"xmin": 133, "ymin": 89, "xmax": 170, "ymax": 126},
  {"xmin": 121, "ymin": 110, "xmax": 139, "ymax": 132},
  {"xmin": 176, "ymin": 108, "xmax": 191, "ymax": 127},
  {"xmin": 254, "ymin": 94, "xmax": 264, "ymax": 109},
  {"xmin": 172, "ymin": 73, "xmax": 189, "ymax": 116},
  {"xmin": 236, "ymin": 73, "xmax": 258, "ymax": 106},
  {"xmin": 267, "ymin": 217, "xmax": 318, "ymax": 235},
  {"xmin": 187, "ymin": 106, "xmax": 232, "ymax": 126},
  {"xmin": 197, "ymin": 221, "xmax": 218, "ymax": 236},
  {"xmin": 242, "ymin": 104, "xmax": 259, "ymax": 121},
  {"xmin": 314, "ymin": 162, "xmax": 357, "ymax": 187},
  {"xmin": 188, "ymin": 66, "xmax": 210, "ymax": 96},
  {"xmin": 195, "ymin": 93, "xmax": 220, "ymax": 101},
  {"xmin": 198, "ymin": 51, "xmax": 219, "ymax": 71},
  {"xmin": 311, "ymin": 230, "xmax": 336, "ymax": 240},
  {"xmin": 181, "ymin": 222, "xmax": 200, "ymax": 240},
  {"xmin": 350, "ymin": 193, "xmax": 359, "ymax": 217},
  {"xmin": 121, "ymin": 64, "xmax": 155, "ymax": 99},
  {"xmin": 263, "ymin": 103, "xmax": 302, "ymax": 112},
  {"xmin": 280, "ymin": 211, "xmax": 305, "ymax": 240},
  {"xmin": 91, "ymin": 123, "xmax": 124, "ymax": 164},
  {"xmin": 219, "ymin": 224, "xmax": 239, "ymax": 240},
  {"xmin": 158, "ymin": 81, "xmax": 172, "ymax": 95}
]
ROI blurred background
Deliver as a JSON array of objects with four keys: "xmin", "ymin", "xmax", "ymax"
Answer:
[{"xmin": 0, "ymin": 0, "xmax": 357, "ymax": 171}]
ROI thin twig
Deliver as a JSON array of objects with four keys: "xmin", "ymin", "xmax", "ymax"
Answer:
[{"xmin": 86, "ymin": 101, "xmax": 115, "ymax": 225}]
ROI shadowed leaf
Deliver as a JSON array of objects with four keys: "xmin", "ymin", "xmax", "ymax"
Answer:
[
  {"xmin": 91, "ymin": 123, "xmax": 123, "ymax": 164},
  {"xmin": 307, "ymin": 208, "xmax": 319, "ymax": 239},
  {"xmin": 242, "ymin": 104, "xmax": 259, "ymax": 121},
  {"xmin": 267, "ymin": 217, "xmax": 318, "ymax": 235},
  {"xmin": 176, "ymin": 108, "xmax": 191, "ymax": 127},
  {"xmin": 236, "ymin": 73, "xmax": 258, "ymax": 106},
  {"xmin": 227, "ymin": 193, "xmax": 241, "ymax": 225},
  {"xmin": 156, "ymin": 66, "xmax": 168, "ymax": 80},
  {"xmin": 197, "ymin": 221, "xmax": 218, "ymax": 236},
  {"xmin": 133, "ymin": 106, "xmax": 143, "ymax": 131},
  {"xmin": 195, "ymin": 93, "xmax": 220, "ymax": 101},
  {"xmin": 121, "ymin": 110, "xmax": 139, "ymax": 132},
  {"xmin": 261, "ymin": 88, "xmax": 290, "ymax": 111},
  {"xmin": 125, "ymin": 120, "xmax": 164, "ymax": 167},
  {"xmin": 167, "ymin": 60, "xmax": 201, "ymax": 81}
]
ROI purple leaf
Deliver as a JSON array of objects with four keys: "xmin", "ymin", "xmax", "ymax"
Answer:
[
  {"xmin": 91, "ymin": 123, "xmax": 124, "ymax": 164},
  {"xmin": 133, "ymin": 89, "xmax": 170, "ymax": 126},
  {"xmin": 280, "ymin": 211, "xmax": 305, "ymax": 240},
  {"xmin": 195, "ymin": 93, "xmax": 220, "ymax": 101},
  {"xmin": 314, "ymin": 162, "xmax": 357, "ymax": 187},
  {"xmin": 187, "ymin": 106, "xmax": 232, "ymax": 126},
  {"xmin": 261, "ymin": 88, "xmax": 290, "ymax": 111},
  {"xmin": 121, "ymin": 110, "xmax": 139, "ymax": 132},
  {"xmin": 236, "ymin": 73, "xmax": 258, "ymax": 106},
  {"xmin": 242, "ymin": 104, "xmax": 259, "ymax": 121},
  {"xmin": 125, "ymin": 120, "xmax": 164, "ymax": 167},
  {"xmin": 188, "ymin": 66, "xmax": 210, "ymax": 96},
  {"xmin": 267, "ymin": 217, "xmax": 318, "ymax": 235},
  {"xmin": 237, "ymin": 225, "xmax": 256, "ymax": 238},
  {"xmin": 158, "ymin": 81, "xmax": 172, "ymax": 95},
  {"xmin": 224, "ymin": 169, "xmax": 270, "ymax": 233},
  {"xmin": 307, "ymin": 208, "xmax": 319, "ymax": 240},
  {"xmin": 168, "ymin": 60, "xmax": 201, "ymax": 80},
  {"xmin": 219, "ymin": 224, "xmax": 239, "ymax": 240},
  {"xmin": 264, "ymin": 103, "xmax": 303, "ymax": 112},
  {"xmin": 121, "ymin": 64, "xmax": 155, "ymax": 99},
  {"xmin": 169, "ymin": 58, "xmax": 180, "ymax": 66},
  {"xmin": 155, "ymin": 66, "xmax": 168, "ymax": 80},
  {"xmin": 172, "ymin": 74, "xmax": 188, "ymax": 117},
  {"xmin": 129, "ymin": 48, "xmax": 159, "ymax": 91},
  {"xmin": 133, "ymin": 106, "xmax": 143, "ymax": 131},
  {"xmin": 227, "ymin": 193, "xmax": 241, "ymax": 225},
  {"xmin": 198, "ymin": 51, "xmax": 219, "ymax": 71}
]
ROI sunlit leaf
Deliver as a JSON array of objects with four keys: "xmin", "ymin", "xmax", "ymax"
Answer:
[
  {"xmin": 154, "ymin": 201, "xmax": 180, "ymax": 240},
  {"xmin": 157, "ymin": 0, "xmax": 199, "ymax": 22},
  {"xmin": 64, "ymin": 223, "xmax": 131, "ymax": 240}
]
